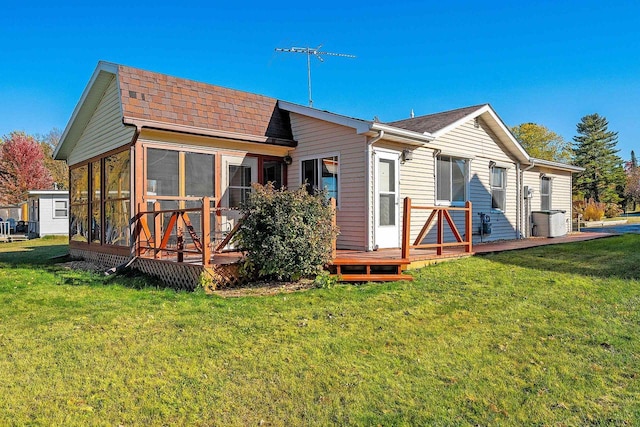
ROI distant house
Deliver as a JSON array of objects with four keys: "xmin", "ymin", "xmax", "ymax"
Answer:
[
  {"xmin": 53, "ymin": 61, "xmax": 583, "ymax": 286},
  {"xmin": 26, "ymin": 190, "xmax": 70, "ymax": 237}
]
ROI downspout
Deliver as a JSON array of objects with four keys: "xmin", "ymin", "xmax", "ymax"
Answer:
[
  {"xmin": 521, "ymin": 161, "xmax": 536, "ymax": 238},
  {"xmin": 366, "ymin": 130, "xmax": 384, "ymax": 251}
]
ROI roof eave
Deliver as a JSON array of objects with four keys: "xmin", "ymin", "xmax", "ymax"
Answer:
[
  {"xmin": 528, "ymin": 157, "xmax": 585, "ymax": 173},
  {"xmin": 432, "ymin": 104, "xmax": 530, "ymax": 164},
  {"xmin": 125, "ymin": 117, "xmax": 297, "ymax": 147},
  {"xmin": 54, "ymin": 61, "xmax": 120, "ymax": 160}
]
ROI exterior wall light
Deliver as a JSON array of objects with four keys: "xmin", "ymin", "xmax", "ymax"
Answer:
[{"xmin": 401, "ymin": 149, "xmax": 413, "ymax": 163}]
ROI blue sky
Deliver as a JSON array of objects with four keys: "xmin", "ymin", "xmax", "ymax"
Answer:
[{"xmin": 1, "ymin": 0, "xmax": 639, "ymax": 160}]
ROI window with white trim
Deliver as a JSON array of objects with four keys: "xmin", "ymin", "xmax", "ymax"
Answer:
[
  {"xmin": 436, "ymin": 155, "xmax": 467, "ymax": 205},
  {"xmin": 541, "ymin": 176, "xmax": 551, "ymax": 210},
  {"xmin": 301, "ymin": 155, "xmax": 339, "ymax": 202},
  {"xmin": 54, "ymin": 200, "xmax": 68, "ymax": 218},
  {"xmin": 491, "ymin": 166, "xmax": 507, "ymax": 211}
]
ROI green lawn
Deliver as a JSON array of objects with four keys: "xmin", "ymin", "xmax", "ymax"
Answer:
[{"xmin": 0, "ymin": 235, "xmax": 638, "ymax": 425}]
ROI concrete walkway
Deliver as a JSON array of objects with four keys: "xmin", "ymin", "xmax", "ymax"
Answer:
[{"xmin": 473, "ymin": 231, "xmax": 617, "ymax": 254}]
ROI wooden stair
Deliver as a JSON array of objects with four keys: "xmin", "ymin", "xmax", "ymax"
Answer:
[{"xmin": 329, "ymin": 257, "xmax": 413, "ymax": 282}]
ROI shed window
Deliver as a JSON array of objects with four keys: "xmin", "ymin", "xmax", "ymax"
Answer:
[
  {"xmin": 54, "ymin": 200, "xmax": 68, "ymax": 218},
  {"xmin": 436, "ymin": 155, "xmax": 467, "ymax": 205},
  {"xmin": 541, "ymin": 177, "xmax": 551, "ymax": 210},
  {"xmin": 491, "ymin": 167, "xmax": 507, "ymax": 211}
]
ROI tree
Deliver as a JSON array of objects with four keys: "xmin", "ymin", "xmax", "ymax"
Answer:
[
  {"xmin": 510, "ymin": 122, "xmax": 572, "ymax": 162},
  {"xmin": 625, "ymin": 150, "xmax": 640, "ymax": 211},
  {"xmin": 572, "ymin": 113, "xmax": 625, "ymax": 203},
  {"xmin": 38, "ymin": 128, "xmax": 69, "ymax": 190},
  {"xmin": 0, "ymin": 132, "xmax": 53, "ymax": 204}
]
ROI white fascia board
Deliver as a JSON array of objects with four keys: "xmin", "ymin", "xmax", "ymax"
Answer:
[
  {"xmin": 430, "ymin": 104, "xmax": 490, "ymax": 139},
  {"xmin": 431, "ymin": 104, "xmax": 530, "ymax": 163},
  {"xmin": 277, "ymin": 100, "xmax": 372, "ymax": 134},
  {"xmin": 370, "ymin": 123, "xmax": 435, "ymax": 144},
  {"xmin": 529, "ymin": 157, "xmax": 585, "ymax": 173},
  {"xmin": 54, "ymin": 61, "xmax": 120, "ymax": 160}
]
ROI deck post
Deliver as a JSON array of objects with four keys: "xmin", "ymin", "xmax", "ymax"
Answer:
[
  {"xmin": 153, "ymin": 201, "xmax": 161, "ymax": 259},
  {"xmin": 202, "ymin": 197, "xmax": 211, "ymax": 266},
  {"xmin": 402, "ymin": 197, "xmax": 411, "ymax": 259},
  {"xmin": 465, "ymin": 201, "xmax": 473, "ymax": 253},
  {"xmin": 177, "ymin": 219, "xmax": 184, "ymax": 263},
  {"xmin": 437, "ymin": 208, "xmax": 444, "ymax": 255},
  {"xmin": 330, "ymin": 197, "xmax": 337, "ymax": 259}
]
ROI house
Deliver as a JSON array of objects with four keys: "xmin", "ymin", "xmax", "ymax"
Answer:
[
  {"xmin": 54, "ymin": 61, "xmax": 583, "ymax": 286},
  {"xmin": 26, "ymin": 190, "xmax": 70, "ymax": 237}
]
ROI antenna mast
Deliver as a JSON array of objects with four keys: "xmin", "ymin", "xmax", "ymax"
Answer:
[{"xmin": 275, "ymin": 45, "xmax": 355, "ymax": 107}]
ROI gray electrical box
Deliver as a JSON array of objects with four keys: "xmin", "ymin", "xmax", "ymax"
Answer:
[
  {"xmin": 524, "ymin": 186, "xmax": 533, "ymax": 199},
  {"xmin": 532, "ymin": 210, "xmax": 567, "ymax": 237}
]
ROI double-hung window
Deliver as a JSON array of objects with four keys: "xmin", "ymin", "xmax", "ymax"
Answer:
[
  {"xmin": 436, "ymin": 155, "xmax": 467, "ymax": 205},
  {"xmin": 301, "ymin": 155, "xmax": 339, "ymax": 202},
  {"xmin": 491, "ymin": 166, "xmax": 507, "ymax": 211},
  {"xmin": 540, "ymin": 176, "xmax": 551, "ymax": 210}
]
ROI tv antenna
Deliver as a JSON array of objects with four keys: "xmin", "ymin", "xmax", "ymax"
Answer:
[{"xmin": 275, "ymin": 45, "xmax": 355, "ymax": 107}]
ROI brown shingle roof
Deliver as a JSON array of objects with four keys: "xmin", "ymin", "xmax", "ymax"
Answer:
[
  {"xmin": 388, "ymin": 104, "xmax": 488, "ymax": 134},
  {"xmin": 117, "ymin": 65, "xmax": 294, "ymax": 145}
]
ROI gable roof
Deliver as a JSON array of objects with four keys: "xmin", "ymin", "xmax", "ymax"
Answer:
[
  {"xmin": 55, "ymin": 62, "xmax": 295, "ymax": 160},
  {"xmin": 389, "ymin": 104, "xmax": 488, "ymax": 135},
  {"xmin": 389, "ymin": 103, "xmax": 530, "ymax": 164}
]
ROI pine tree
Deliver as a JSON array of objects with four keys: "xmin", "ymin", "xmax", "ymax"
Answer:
[
  {"xmin": 572, "ymin": 113, "xmax": 625, "ymax": 203},
  {"xmin": 631, "ymin": 150, "xmax": 638, "ymax": 169}
]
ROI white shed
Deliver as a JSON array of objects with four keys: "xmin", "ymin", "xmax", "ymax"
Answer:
[{"xmin": 27, "ymin": 190, "xmax": 69, "ymax": 237}]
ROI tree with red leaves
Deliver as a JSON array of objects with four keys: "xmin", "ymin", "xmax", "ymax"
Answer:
[{"xmin": 0, "ymin": 131, "xmax": 53, "ymax": 204}]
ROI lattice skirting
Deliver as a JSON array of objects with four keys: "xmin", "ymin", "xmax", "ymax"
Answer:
[
  {"xmin": 69, "ymin": 248, "xmax": 131, "ymax": 268},
  {"xmin": 133, "ymin": 259, "xmax": 244, "ymax": 291},
  {"xmin": 69, "ymin": 249, "xmax": 243, "ymax": 290}
]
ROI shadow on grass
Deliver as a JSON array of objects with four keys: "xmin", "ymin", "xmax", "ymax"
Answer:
[
  {"xmin": 479, "ymin": 234, "xmax": 640, "ymax": 280},
  {"xmin": 0, "ymin": 241, "xmax": 172, "ymax": 292}
]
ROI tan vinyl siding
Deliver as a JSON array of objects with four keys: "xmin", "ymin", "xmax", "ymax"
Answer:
[
  {"xmin": 68, "ymin": 76, "xmax": 135, "ymax": 166},
  {"xmin": 523, "ymin": 168, "xmax": 573, "ymax": 234},
  {"xmin": 421, "ymin": 119, "xmax": 519, "ymax": 243},
  {"xmin": 288, "ymin": 113, "xmax": 367, "ymax": 250}
]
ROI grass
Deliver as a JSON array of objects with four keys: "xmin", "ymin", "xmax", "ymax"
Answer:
[{"xmin": 0, "ymin": 235, "xmax": 639, "ymax": 425}]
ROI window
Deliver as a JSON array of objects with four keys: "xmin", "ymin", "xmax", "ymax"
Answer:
[
  {"xmin": 70, "ymin": 165, "xmax": 89, "ymax": 242},
  {"xmin": 104, "ymin": 150, "xmax": 131, "ymax": 246},
  {"xmin": 491, "ymin": 167, "xmax": 507, "ymax": 211},
  {"xmin": 263, "ymin": 160, "xmax": 284, "ymax": 189},
  {"xmin": 228, "ymin": 165, "xmax": 252, "ymax": 207},
  {"xmin": 436, "ymin": 155, "xmax": 467, "ymax": 204},
  {"xmin": 54, "ymin": 200, "xmax": 68, "ymax": 218},
  {"xmin": 68, "ymin": 149, "xmax": 131, "ymax": 247},
  {"xmin": 301, "ymin": 156, "xmax": 339, "ymax": 202},
  {"xmin": 541, "ymin": 176, "xmax": 551, "ymax": 210}
]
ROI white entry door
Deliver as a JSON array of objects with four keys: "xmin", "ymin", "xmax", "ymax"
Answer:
[
  {"xmin": 220, "ymin": 155, "xmax": 258, "ymax": 240},
  {"xmin": 374, "ymin": 150, "xmax": 400, "ymax": 248}
]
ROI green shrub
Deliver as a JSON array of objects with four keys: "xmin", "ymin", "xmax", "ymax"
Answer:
[
  {"xmin": 233, "ymin": 183, "xmax": 339, "ymax": 281},
  {"xmin": 604, "ymin": 203, "xmax": 623, "ymax": 218}
]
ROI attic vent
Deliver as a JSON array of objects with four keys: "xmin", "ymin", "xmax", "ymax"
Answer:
[{"xmin": 129, "ymin": 90, "xmax": 137, "ymax": 99}]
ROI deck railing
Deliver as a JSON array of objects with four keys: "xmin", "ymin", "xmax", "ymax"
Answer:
[
  {"xmin": 401, "ymin": 198, "xmax": 472, "ymax": 258},
  {"xmin": 133, "ymin": 197, "xmax": 243, "ymax": 266}
]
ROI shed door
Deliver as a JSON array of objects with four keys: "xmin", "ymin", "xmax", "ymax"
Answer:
[{"xmin": 374, "ymin": 151, "xmax": 400, "ymax": 249}]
